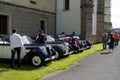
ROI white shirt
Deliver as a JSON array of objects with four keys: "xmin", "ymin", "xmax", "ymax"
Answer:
[{"xmin": 10, "ymin": 33, "xmax": 23, "ymax": 49}]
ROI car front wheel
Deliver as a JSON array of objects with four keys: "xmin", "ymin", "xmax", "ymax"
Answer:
[{"xmin": 30, "ymin": 54, "xmax": 44, "ymax": 67}]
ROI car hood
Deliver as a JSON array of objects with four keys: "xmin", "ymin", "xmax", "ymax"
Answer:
[
  {"xmin": 21, "ymin": 35, "xmax": 49, "ymax": 47},
  {"xmin": 21, "ymin": 35, "xmax": 32, "ymax": 44}
]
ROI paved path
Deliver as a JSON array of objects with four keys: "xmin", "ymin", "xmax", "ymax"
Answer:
[{"xmin": 42, "ymin": 45, "xmax": 120, "ymax": 80}]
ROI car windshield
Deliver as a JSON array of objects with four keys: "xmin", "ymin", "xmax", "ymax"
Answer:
[
  {"xmin": 73, "ymin": 36, "xmax": 80, "ymax": 40},
  {"xmin": 46, "ymin": 35, "xmax": 55, "ymax": 42},
  {"xmin": 21, "ymin": 36, "xmax": 33, "ymax": 44}
]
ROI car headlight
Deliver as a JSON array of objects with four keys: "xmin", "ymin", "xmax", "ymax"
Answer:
[
  {"xmin": 46, "ymin": 44, "xmax": 52, "ymax": 49},
  {"xmin": 39, "ymin": 46, "xmax": 46, "ymax": 51},
  {"xmin": 64, "ymin": 42, "xmax": 69, "ymax": 46}
]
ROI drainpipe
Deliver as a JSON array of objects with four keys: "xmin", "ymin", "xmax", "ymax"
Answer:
[{"xmin": 55, "ymin": 0, "xmax": 57, "ymax": 37}]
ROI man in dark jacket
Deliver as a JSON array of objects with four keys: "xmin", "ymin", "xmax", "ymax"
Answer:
[
  {"xmin": 35, "ymin": 30, "xmax": 51, "ymax": 57},
  {"xmin": 35, "ymin": 30, "xmax": 47, "ymax": 44}
]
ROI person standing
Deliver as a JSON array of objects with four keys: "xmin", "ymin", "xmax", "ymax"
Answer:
[
  {"xmin": 108, "ymin": 33, "xmax": 115, "ymax": 53},
  {"xmin": 10, "ymin": 29, "xmax": 23, "ymax": 68},
  {"xmin": 113, "ymin": 32, "xmax": 119, "ymax": 47},
  {"xmin": 102, "ymin": 33, "xmax": 108, "ymax": 49},
  {"xmin": 35, "ymin": 30, "xmax": 53, "ymax": 58}
]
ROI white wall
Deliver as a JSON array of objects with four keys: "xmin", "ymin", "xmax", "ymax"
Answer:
[
  {"xmin": 92, "ymin": 0, "xmax": 97, "ymax": 35},
  {"xmin": 56, "ymin": 0, "xmax": 81, "ymax": 35}
]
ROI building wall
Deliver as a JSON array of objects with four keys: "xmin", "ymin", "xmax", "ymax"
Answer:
[
  {"xmin": 56, "ymin": 0, "xmax": 111, "ymax": 43},
  {"xmin": 92, "ymin": 0, "xmax": 97, "ymax": 35},
  {"xmin": 0, "ymin": 1, "xmax": 55, "ymax": 37},
  {"xmin": 104, "ymin": 0, "xmax": 111, "ymax": 30},
  {"xmin": 0, "ymin": 0, "xmax": 55, "ymax": 13},
  {"xmin": 81, "ymin": 0, "xmax": 97, "ymax": 42},
  {"xmin": 56, "ymin": 0, "xmax": 81, "ymax": 35},
  {"xmin": 0, "ymin": 0, "xmax": 111, "ymax": 43},
  {"xmin": 96, "ymin": 0, "xmax": 111, "ymax": 42},
  {"xmin": 56, "ymin": 0, "xmax": 98, "ymax": 42},
  {"xmin": 96, "ymin": 0, "xmax": 105, "ymax": 42},
  {"xmin": 80, "ymin": 0, "xmax": 111, "ymax": 43},
  {"xmin": 104, "ymin": 0, "xmax": 111, "ymax": 22}
]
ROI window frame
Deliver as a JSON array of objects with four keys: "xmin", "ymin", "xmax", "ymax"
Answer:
[
  {"xmin": 0, "ymin": 15, "xmax": 8, "ymax": 34},
  {"xmin": 30, "ymin": 0, "xmax": 36, "ymax": 4},
  {"xmin": 64, "ymin": 0, "xmax": 70, "ymax": 11}
]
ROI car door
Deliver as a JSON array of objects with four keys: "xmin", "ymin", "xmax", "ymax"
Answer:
[
  {"xmin": 2, "ymin": 41, "xmax": 11, "ymax": 59},
  {"xmin": 2, "ymin": 41, "xmax": 26, "ymax": 59},
  {"xmin": 0, "ymin": 42, "xmax": 4, "ymax": 58},
  {"xmin": 0, "ymin": 37, "xmax": 4, "ymax": 58}
]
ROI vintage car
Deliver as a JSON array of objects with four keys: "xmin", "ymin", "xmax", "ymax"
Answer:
[
  {"xmin": 46, "ymin": 35, "xmax": 71, "ymax": 59},
  {"xmin": 0, "ymin": 35, "xmax": 56, "ymax": 67},
  {"xmin": 60, "ymin": 35, "xmax": 92, "ymax": 50},
  {"xmin": 73, "ymin": 36, "xmax": 92, "ymax": 49},
  {"xmin": 85, "ymin": 40, "xmax": 92, "ymax": 49},
  {"xmin": 58, "ymin": 35, "xmax": 85, "ymax": 53}
]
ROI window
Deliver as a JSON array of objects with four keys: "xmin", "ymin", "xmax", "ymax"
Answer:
[
  {"xmin": 0, "ymin": 15, "xmax": 7, "ymax": 34},
  {"xmin": 40, "ymin": 20, "xmax": 45, "ymax": 32},
  {"xmin": 30, "ymin": 0, "xmax": 36, "ymax": 4},
  {"xmin": 64, "ymin": 0, "xmax": 70, "ymax": 10}
]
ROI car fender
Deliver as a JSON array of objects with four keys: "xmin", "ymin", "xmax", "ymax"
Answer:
[{"xmin": 23, "ymin": 47, "xmax": 50, "ymax": 61}]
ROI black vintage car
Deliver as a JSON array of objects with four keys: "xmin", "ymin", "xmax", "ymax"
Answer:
[{"xmin": 46, "ymin": 35, "xmax": 71, "ymax": 59}]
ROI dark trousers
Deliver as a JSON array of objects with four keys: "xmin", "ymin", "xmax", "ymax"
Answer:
[
  {"xmin": 103, "ymin": 42, "xmax": 107, "ymax": 49},
  {"xmin": 10, "ymin": 47, "xmax": 21, "ymax": 68}
]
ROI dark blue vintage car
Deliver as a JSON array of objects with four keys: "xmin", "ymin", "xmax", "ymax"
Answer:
[{"xmin": 0, "ymin": 36, "xmax": 56, "ymax": 67}]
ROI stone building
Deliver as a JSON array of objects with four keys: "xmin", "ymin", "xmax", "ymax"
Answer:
[
  {"xmin": 104, "ymin": 0, "xmax": 111, "ymax": 30},
  {"xmin": 0, "ymin": 0, "xmax": 56, "ymax": 37},
  {"xmin": 81, "ymin": 0, "xmax": 97, "ymax": 42},
  {"xmin": 56, "ymin": 0, "xmax": 111, "ymax": 43},
  {"xmin": 0, "ymin": 0, "xmax": 111, "ymax": 43},
  {"xmin": 96, "ymin": 0, "xmax": 111, "ymax": 42},
  {"xmin": 96, "ymin": 0, "xmax": 105, "ymax": 42}
]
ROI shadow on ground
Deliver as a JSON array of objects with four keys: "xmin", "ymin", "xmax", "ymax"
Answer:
[
  {"xmin": 96, "ymin": 49, "xmax": 110, "ymax": 54},
  {"xmin": 100, "ymin": 52, "xmax": 110, "ymax": 54},
  {"xmin": 0, "ymin": 61, "xmax": 51, "ymax": 71}
]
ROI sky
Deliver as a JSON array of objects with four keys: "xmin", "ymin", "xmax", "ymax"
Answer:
[{"xmin": 111, "ymin": 0, "xmax": 120, "ymax": 28}]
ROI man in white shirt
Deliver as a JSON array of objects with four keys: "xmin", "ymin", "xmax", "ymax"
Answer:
[{"xmin": 10, "ymin": 29, "xmax": 23, "ymax": 68}]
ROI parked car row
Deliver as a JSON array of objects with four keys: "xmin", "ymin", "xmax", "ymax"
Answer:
[
  {"xmin": 58, "ymin": 35, "xmax": 92, "ymax": 53},
  {"xmin": 0, "ymin": 35, "xmax": 92, "ymax": 67}
]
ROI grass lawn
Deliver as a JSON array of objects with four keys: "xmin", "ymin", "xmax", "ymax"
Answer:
[{"xmin": 0, "ymin": 43, "xmax": 107, "ymax": 80}]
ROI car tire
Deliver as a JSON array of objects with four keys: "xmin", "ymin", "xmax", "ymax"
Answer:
[
  {"xmin": 52, "ymin": 46, "xmax": 63, "ymax": 59},
  {"xmin": 30, "ymin": 53, "xmax": 44, "ymax": 67},
  {"xmin": 87, "ymin": 46, "xmax": 91, "ymax": 49},
  {"xmin": 55, "ymin": 51, "xmax": 61, "ymax": 59}
]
